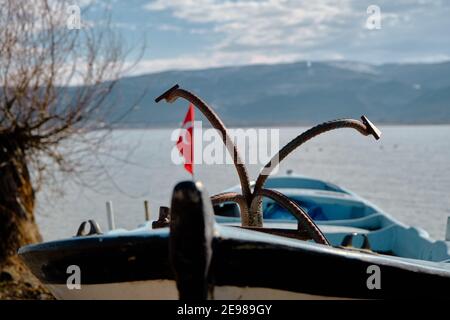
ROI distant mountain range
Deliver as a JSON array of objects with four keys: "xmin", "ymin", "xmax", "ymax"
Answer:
[{"xmin": 106, "ymin": 60, "xmax": 450, "ymax": 127}]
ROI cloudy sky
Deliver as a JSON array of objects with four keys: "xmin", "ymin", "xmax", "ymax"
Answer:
[{"xmin": 84, "ymin": 0, "xmax": 450, "ymax": 74}]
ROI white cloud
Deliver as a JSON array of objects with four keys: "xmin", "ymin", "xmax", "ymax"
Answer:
[
  {"xmin": 124, "ymin": 50, "xmax": 345, "ymax": 75},
  {"xmin": 144, "ymin": 0, "xmax": 354, "ymax": 49},
  {"xmin": 137, "ymin": 0, "xmax": 450, "ymax": 71},
  {"xmin": 157, "ymin": 23, "xmax": 182, "ymax": 32}
]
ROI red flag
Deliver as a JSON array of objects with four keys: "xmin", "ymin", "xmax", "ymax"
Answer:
[{"xmin": 176, "ymin": 104, "xmax": 194, "ymax": 175}]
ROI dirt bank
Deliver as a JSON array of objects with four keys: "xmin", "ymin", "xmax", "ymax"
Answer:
[{"xmin": 0, "ymin": 255, "xmax": 54, "ymax": 300}]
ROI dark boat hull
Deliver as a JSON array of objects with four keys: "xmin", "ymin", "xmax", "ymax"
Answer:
[{"xmin": 19, "ymin": 225, "xmax": 450, "ymax": 299}]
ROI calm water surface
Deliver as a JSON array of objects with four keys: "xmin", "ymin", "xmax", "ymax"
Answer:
[{"xmin": 36, "ymin": 126, "xmax": 450, "ymax": 241}]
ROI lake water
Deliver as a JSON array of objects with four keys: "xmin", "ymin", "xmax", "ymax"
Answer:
[{"xmin": 35, "ymin": 126, "xmax": 450, "ymax": 241}]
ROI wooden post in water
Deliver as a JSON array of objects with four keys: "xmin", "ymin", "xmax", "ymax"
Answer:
[
  {"xmin": 144, "ymin": 200, "xmax": 150, "ymax": 221},
  {"xmin": 446, "ymin": 216, "xmax": 450, "ymax": 241},
  {"xmin": 106, "ymin": 201, "xmax": 115, "ymax": 230}
]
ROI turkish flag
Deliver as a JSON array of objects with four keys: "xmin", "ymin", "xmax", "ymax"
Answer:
[{"xmin": 176, "ymin": 104, "xmax": 194, "ymax": 175}]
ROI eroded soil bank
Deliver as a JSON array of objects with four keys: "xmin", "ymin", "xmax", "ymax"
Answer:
[{"xmin": 0, "ymin": 256, "xmax": 54, "ymax": 300}]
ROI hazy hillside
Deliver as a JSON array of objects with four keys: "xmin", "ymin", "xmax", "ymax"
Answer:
[{"xmin": 105, "ymin": 61, "xmax": 450, "ymax": 127}]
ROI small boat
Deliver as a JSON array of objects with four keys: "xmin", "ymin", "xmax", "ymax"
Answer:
[
  {"xmin": 19, "ymin": 174, "xmax": 450, "ymax": 299},
  {"xmin": 18, "ymin": 85, "xmax": 450, "ymax": 299}
]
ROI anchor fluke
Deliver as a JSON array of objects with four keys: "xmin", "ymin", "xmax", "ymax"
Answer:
[
  {"xmin": 155, "ymin": 84, "xmax": 179, "ymax": 103},
  {"xmin": 361, "ymin": 115, "xmax": 382, "ymax": 140}
]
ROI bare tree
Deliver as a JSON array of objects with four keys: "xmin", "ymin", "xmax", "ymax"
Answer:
[{"xmin": 0, "ymin": 0, "xmax": 136, "ymax": 266}]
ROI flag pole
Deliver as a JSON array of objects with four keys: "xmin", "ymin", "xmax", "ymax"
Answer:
[{"xmin": 192, "ymin": 108, "xmax": 195, "ymax": 182}]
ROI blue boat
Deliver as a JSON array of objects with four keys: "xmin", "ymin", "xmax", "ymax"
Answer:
[{"xmin": 217, "ymin": 173, "xmax": 450, "ymax": 263}]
